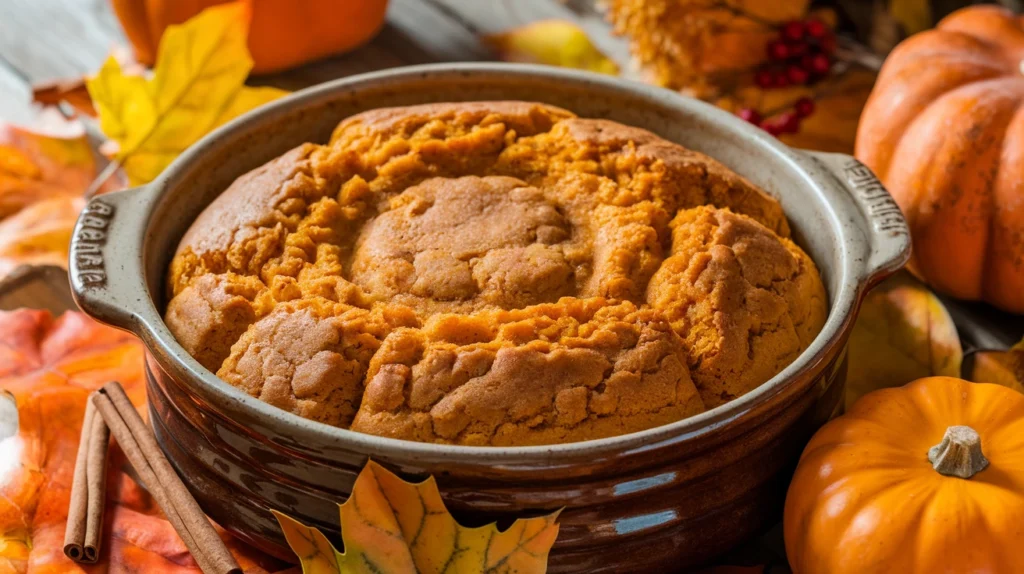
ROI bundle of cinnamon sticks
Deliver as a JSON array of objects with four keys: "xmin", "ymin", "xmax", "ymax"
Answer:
[{"xmin": 64, "ymin": 381, "xmax": 241, "ymax": 574}]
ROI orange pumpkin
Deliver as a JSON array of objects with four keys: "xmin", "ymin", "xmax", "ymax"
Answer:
[
  {"xmin": 855, "ymin": 6, "xmax": 1024, "ymax": 313},
  {"xmin": 784, "ymin": 376, "xmax": 1024, "ymax": 573},
  {"xmin": 110, "ymin": 0, "xmax": 389, "ymax": 74}
]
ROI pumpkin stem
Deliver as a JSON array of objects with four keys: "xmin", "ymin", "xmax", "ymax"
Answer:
[{"xmin": 928, "ymin": 425, "xmax": 989, "ymax": 479}]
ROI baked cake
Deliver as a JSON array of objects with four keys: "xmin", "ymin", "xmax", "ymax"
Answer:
[{"xmin": 165, "ymin": 101, "xmax": 827, "ymax": 446}]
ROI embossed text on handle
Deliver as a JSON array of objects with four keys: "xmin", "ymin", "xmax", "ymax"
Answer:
[
  {"xmin": 73, "ymin": 201, "xmax": 114, "ymax": 286},
  {"xmin": 841, "ymin": 159, "xmax": 909, "ymax": 236}
]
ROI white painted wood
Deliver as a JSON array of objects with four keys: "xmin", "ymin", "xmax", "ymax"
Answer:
[{"xmin": 0, "ymin": 0, "xmax": 123, "ymax": 83}]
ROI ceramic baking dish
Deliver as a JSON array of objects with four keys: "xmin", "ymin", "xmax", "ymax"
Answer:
[{"xmin": 69, "ymin": 63, "xmax": 910, "ymax": 572}]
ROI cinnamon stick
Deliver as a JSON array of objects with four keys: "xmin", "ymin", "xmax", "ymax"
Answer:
[
  {"xmin": 64, "ymin": 398, "xmax": 109, "ymax": 563},
  {"xmin": 84, "ymin": 402, "xmax": 109, "ymax": 562},
  {"xmin": 91, "ymin": 382, "xmax": 241, "ymax": 574}
]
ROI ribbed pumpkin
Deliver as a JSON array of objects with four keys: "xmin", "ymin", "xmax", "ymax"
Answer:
[
  {"xmin": 855, "ymin": 6, "xmax": 1024, "ymax": 313},
  {"xmin": 110, "ymin": 0, "xmax": 389, "ymax": 74},
  {"xmin": 784, "ymin": 377, "xmax": 1024, "ymax": 574}
]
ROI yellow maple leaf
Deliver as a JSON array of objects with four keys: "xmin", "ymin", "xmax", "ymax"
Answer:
[
  {"xmin": 274, "ymin": 460, "xmax": 561, "ymax": 574},
  {"xmin": 969, "ymin": 338, "xmax": 1024, "ymax": 395},
  {"xmin": 485, "ymin": 20, "xmax": 618, "ymax": 75},
  {"xmin": 87, "ymin": 1, "xmax": 288, "ymax": 186},
  {"xmin": 845, "ymin": 272, "xmax": 963, "ymax": 409}
]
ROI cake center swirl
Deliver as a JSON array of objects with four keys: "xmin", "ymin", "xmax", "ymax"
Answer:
[{"xmin": 349, "ymin": 175, "xmax": 579, "ymax": 314}]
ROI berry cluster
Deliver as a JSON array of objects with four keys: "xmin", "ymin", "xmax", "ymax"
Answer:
[
  {"xmin": 737, "ymin": 18, "xmax": 835, "ymax": 136},
  {"xmin": 737, "ymin": 97, "xmax": 815, "ymax": 136},
  {"xmin": 757, "ymin": 19, "xmax": 835, "ymax": 89}
]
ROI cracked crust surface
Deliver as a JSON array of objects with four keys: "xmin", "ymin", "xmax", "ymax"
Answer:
[
  {"xmin": 350, "ymin": 299, "xmax": 703, "ymax": 446},
  {"xmin": 646, "ymin": 206, "xmax": 827, "ymax": 407},
  {"xmin": 165, "ymin": 101, "xmax": 825, "ymax": 446}
]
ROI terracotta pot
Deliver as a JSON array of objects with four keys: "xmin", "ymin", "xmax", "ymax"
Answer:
[{"xmin": 69, "ymin": 64, "xmax": 909, "ymax": 572}]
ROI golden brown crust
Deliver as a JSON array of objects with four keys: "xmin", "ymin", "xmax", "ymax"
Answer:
[
  {"xmin": 646, "ymin": 206, "xmax": 827, "ymax": 407},
  {"xmin": 349, "ymin": 175, "xmax": 579, "ymax": 314},
  {"xmin": 350, "ymin": 299, "xmax": 704, "ymax": 446},
  {"xmin": 216, "ymin": 299, "xmax": 418, "ymax": 427},
  {"xmin": 165, "ymin": 100, "xmax": 823, "ymax": 445}
]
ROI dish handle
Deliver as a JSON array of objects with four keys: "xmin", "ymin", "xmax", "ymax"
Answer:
[
  {"xmin": 69, "ymin": 186, "xmax": 153, "ymax": 333},
  {"xmin": 805, "ymin": 151, "xmax": 912, "ymax": 288}
]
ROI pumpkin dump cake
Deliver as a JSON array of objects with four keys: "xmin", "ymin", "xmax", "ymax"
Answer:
[{"xmin": 165, "ymin": 101, "xmax": 827, "ymax": 446}]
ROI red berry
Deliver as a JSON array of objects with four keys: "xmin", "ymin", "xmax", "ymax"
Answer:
[
  {"xmin": 779, "ymin": 112, "xmax": 801, "ymax": 134},
  {"xmin": 810, "ymin": 53, "xmax": 831, "ymax": 75},
  {"xmin": 737, "ymin": 108, "xmax": 762, "ymax": 124},
  {"xmin": 755, "ymin": 69, "xmax": 774, "ymax": 88},
  {"xmin": 767, "ymin": 40, "xmax": 790, "ymax": 61},
  {"xmin": 761, "ymin": 121, "xmax": 783, "ymax": 136},
  {"xmin": 819, "ymin": 34, "xmax": 837, "ymax": 55},
  {"xmin": 806, "ymin": 19, "xmax": 828, "ymax": 39},
  {"xmin": 787, "ymin": 65, "xmax": 809, "ymax": 85},
  {"xmin": 795, "ymin": 97, "xmax": 815, "ymax": 118},
  {"xmin": 782, "ymin": 20, "xmax": 805, "ymax": 42},
  {"xmin": 774, "ymin": 71, "xmax": 791, "ymax": 88},
  {"xmin": 787, "ymin": 41, "xmax": 808, "ymax": 57},
  {"xmin": 800, "ymin": 54, "xmax": 815, "ymax": 70}
]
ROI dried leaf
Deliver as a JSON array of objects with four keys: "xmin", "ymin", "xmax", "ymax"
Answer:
[
  {"xmin": 969, "ymin": 338, "xmax": 1024, "ymax": 394},
  {"xmin": 0, "ymin": 197, "xmax": 85, "ymax": 277},
  {"xmin": 32, "ymin": 80, "xmax": 97, "ymax": 118},
  {"xmin": 0, "ymin": 111, "xmax": 125, "ymax": 282},
  {"xmin": 87, "ymin": 2, "xmax": 288, "ymax": 186},
  {"xmin": 0, "ymin": 310, "xmax": 287, "ymax": 573},
  {"xmin": 485, "ymin": 20, "xmax": 618, "ymax": 75},
  {"xmin": 274, "ymin": 461, "xmax": 561, "ymax": 574},
  {"xmin": 0, "ymin": 112, "xmax": 95, "ymax": 220},
  {"xmin": 845, "ymin": 272, "xmax": 962, "ymax": 409},
  {"xmin": 888, "ymin": 0, "xmax": 932, "ymax": 36}
]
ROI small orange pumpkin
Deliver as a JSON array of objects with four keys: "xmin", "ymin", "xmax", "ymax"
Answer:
[
  {"xmin": 110, "ymin": 0, "xmax": 389, "ymax": 74},
  {"xmin": 784, "ymin": 376, "xmax": 1024, "ymax": 573},
  {"xmin": 855, "ymin": 6, "xmax": 1024, "ymax": 313}
]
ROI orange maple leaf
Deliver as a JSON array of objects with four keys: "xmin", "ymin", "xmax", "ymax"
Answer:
[{"xmin": 0, "ymin": 115, "xmax": 96, "ymax": 221}]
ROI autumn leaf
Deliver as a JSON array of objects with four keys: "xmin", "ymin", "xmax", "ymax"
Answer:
[
  {"xmin": 32, "ymin": 80, "xmax": 97, "ymax": 118},
  {"xmin": 274, "ymin": 461, "xmax": 560, "ymax": 574},
  {"xmin": 484, "ymin": 20, "xmax": 618, "ymax": 75},
  {"xmin": 87, "ymin": 1, "xmax": 289, "ymax": 186},
  {"xmin": 0, "ymin": 310, "xmax": 287, "ymax": 573},
  {"xmin": 0, "ymin": 112, "xmax": 95, "ymax": 220},
  {"xmin": 0, "ymin": 197, "xmax": 85, "ymax": 277},
  {"xmin": 968, "ymin": 338, "xmax": 1024, "ymax": 395},
  {"xmin": 888, "ymin": 0, "xmax": 932, "ymax": 36},
  {"xmin": 845, "ymin": 272, "xmax": 962, "ymax": 409},
  {"xmin": 0, "ymin": 113, "xmax": 125, "ymax": 281}
]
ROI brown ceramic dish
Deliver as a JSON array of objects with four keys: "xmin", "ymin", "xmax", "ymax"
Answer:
[{"xmin": 69, "ymin": 63, "xmax": 910, "ymax": 572}]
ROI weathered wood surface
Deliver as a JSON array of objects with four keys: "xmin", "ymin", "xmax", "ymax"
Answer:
[{"xmin": 0, "ymin": 0, "xmax": 1020, "ymax": 344}]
